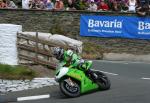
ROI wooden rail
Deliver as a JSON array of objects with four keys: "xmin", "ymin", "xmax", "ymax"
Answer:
[
  {"xmin": 17, "ymin": 33, "xmax": 74, "ymax": 50},
  {"xmin": 19, "ymin": 54, "xmax": 56, "ymax": 68},
  {"xmin": 17, "ymin": 32, "xmax": 59, "ymax": 69},
  {"xmin": 18, "ymin": 44, "xmax": 52, "ymax": 57}
]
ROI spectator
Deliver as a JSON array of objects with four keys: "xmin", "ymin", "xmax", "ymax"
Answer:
[
  {"xmin": 35, "ymin": 0, "xmax": 45, "ymax": 9},
  {"xmin": 88, "ymin": 0, "xmax": 98, "ymax": 11},
  {"xmin": 54, "ymin": 0, "xmax": 64, "ymax": 10},
  {"xmin": 6, "ymin": 0, "xmax": 18, "ymax": 8},
  {"xmin": 97, "ymin": 0, "xmax": 109, "ymax": 11},
  {"xmin": 139, "ymin": 0, "xmax": 149, "ymax": 7},
  {"xmin": 29, "ymin": 0, "xmax": 36, "ymax": 9},
  {"xmin": 120, "ymin": 0, "xmax": 129, "ymax": 11},
  {"xmin": 111, "ymin": 0, "xmax": 122, "ymax": 11},
  {"xmin": 128, "ymin": 0, "xmax": 136, "ymax": 12},
  {"xmin": 137, "ymin": 0, "xmax": 149, "ymax": 16},
  {"xmin": 74, "ymin": 0, "xmax": 88, "ymax": 10},
  {"xmin": 0, "ymin": 0, "xmax": 7, "ymax": 8},
  {"xmin": 95, "ymin": 0, "xmax": 101, "ymax": 4},
  {"xmin": 45, "ymin": 0, "xmax": 54, "ymax": 10},
  {"xmin": 66, "ymin": 0, "xmax": 76, "ymax": 10},
  {"xmin": 138, "ymin": 0, "xmax": 149, "ymax": 10},
  {"xmin": 42, "ymin": 0, "xmax": 47, "ymax": 5},
  {"xmin": 22, "ymin": 0, "xmax": 29, "ymax": 9}
]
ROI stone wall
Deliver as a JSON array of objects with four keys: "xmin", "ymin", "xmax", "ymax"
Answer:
[
  {"xmin": 0, "ymin": 9, "xmax": 136, "ymax": 36},
  {"xmin": 0, "ymin": 9, "xmax": 83, "ymax": 35},
  {"xmin": 0, "ymin": 9, "xmax": 150, "ymax": 55}
]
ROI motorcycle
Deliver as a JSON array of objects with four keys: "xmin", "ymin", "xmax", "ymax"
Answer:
[{"xmin": 55, "ymin": 61, "xmax": 111, "ymax": 97}]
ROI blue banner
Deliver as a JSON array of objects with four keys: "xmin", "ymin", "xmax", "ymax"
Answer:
[{"xmin": 80, "ymin": 15, "xmax": 150, "ymax": 39}]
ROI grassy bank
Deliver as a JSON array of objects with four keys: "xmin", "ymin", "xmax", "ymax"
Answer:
[
  {"xmin": 0, "ymin": 64, "xmax": 36, "ymax": 80},
  {"xmin": 82, "ymin": 42, "xmax": 104, "ymax": 59}
]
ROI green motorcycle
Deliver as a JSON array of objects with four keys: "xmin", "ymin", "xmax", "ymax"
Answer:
[{"xmin": 55, "ymin": 61, "xmax": 111, "ymax": 97}]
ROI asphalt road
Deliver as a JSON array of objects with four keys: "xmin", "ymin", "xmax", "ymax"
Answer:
[{"xmin": 2, "ymin": 60, "xmax": 150, "ymax": 103}]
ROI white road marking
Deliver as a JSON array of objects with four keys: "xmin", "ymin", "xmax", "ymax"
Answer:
[
  {"xmin": 91, "ymin": 69, "xmax": 119, "ymax": 76},
  {"xmin": 34, "ymin": 78, "xmax": 55, "ymax": 80},
  {"xmin": 99, "ymin": 70, "xmax": 119, "ymax": 76},
  {"xmin": 141, "ymin": 77, "xmax": 150, "ymax": 80},
  {"xmin": 123, "ymin": 63, "xmax": 129, "ymax": 64},
  {"xmin": 17, "ymin": 94, "xmax": 50, "ymax": 101},
  {"xmin": 0, "ymin": 93, "xmax": 5, "ymax": 95}
]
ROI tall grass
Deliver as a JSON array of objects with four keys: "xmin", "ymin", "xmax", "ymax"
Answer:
[
  {"xmin": 0, "ymin": 64, "xmax": 36, "ymax": 80},
  {"xmin": 82, "ymin": 42, "xmax": 104, "ymax": 59}
]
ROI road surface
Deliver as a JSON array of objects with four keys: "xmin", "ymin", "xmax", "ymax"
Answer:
[{"xmin": 1, "ymin": 60, "xmax": 150, "ymax": 103}]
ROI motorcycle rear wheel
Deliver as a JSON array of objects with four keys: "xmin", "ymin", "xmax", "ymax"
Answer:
[{"xmin": 92, "ymin": 70, "xmax": 111, "ymax": 90}]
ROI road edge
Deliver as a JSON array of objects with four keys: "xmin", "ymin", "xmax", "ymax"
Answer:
[{"xmin": 103, "ymin": 53, "xmax": 150, "ymax": 63}]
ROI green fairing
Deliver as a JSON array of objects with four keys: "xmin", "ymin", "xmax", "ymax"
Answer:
[
  {"xmin": 56, "ymin": 50, "xmax": 99, "ymax": 94},
  {"xmin": 66, "ymin": 68, "xmax": 99, "ymax": 93}
]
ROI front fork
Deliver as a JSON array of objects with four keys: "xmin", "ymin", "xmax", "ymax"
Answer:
[{"xmin": 65, "ymin": 77, "xmax": 75, "ymax": 86}]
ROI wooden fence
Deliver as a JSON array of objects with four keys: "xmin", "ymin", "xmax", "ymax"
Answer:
[{"xmin": 17, "ymin": 32, "xmax": 73, "ymax": 69}]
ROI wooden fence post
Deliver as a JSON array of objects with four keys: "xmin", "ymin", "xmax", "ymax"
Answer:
[{"xmin": 35, "ymin": 32, "xmax": 39, "ymax": 64}]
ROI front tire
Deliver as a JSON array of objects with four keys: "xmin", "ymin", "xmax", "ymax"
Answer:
[{"xmin": 60, "ymin": 78, "xmax": 80, "ymax": 97}]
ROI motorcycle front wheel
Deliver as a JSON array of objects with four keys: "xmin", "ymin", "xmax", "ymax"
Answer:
[{"xmin": 60, "ymin": 78, "xmax": 80, "ymax": 97}]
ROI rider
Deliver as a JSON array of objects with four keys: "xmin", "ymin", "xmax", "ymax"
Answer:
[{"xmin": 52, "ymin": 47, "xmax": 98, "ymax": 81}]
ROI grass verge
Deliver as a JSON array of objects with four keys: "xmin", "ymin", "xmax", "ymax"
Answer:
[
  {"xmin": 0, "ymin": 64, "xmax": 37, "ymax": 80},
  {"xmin": 82, "ymin": 42, "xmax": 104, "ymax": 59}
]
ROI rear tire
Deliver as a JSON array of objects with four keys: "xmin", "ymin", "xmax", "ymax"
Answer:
[
  {"xmin": 60, "ymin": 78, "xmax": 80, "ymax": 97},
  {"xmin": 92, "ymin": 70, "xmax": 111, "ymax": 90}
]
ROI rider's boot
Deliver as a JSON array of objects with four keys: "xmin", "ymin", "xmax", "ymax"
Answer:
[{"xmin": 86, "ymin": 69, "xmax": 98, "ymax": 82}]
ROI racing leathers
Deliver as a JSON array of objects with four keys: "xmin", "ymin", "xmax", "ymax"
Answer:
[{"xmin": 58, "ymin": 50, "xmax": 97, "ymax": 81}]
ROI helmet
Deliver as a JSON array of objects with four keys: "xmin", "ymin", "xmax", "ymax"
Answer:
[
  {"xmin": 51, "ymin": 47, "xmax": 64, "ymax": 60},
  {"xmin": 66, "ymin": 50, "xmax": 73, "ymax": 57}
]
